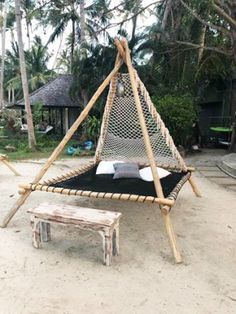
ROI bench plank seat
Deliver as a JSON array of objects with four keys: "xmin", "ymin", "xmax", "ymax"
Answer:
[{"xmin": 27, "ymin": 203, "xmax": 122, "ymax": 266}]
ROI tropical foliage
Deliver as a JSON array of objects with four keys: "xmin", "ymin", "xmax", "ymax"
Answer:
[{"xmin": 0, "ymin": 0, "xmax": 235, "ymax": 150}]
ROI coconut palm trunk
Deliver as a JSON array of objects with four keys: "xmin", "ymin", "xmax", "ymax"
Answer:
[
  {"xmin": 0, "ymin": 0, "xmax": 8, "ymax": 109},
  {"xmin": 14, "ymin": 0, "xmax": 36, "ymax": 149},
  {"xmin": 80, "ymin": 0, "xmax": 85, "ymax": 46},
  {"xmin": 229, "ymin": 3, "xmax": 236, "ymax": 152}
]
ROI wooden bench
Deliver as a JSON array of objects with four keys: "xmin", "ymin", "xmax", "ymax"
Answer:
[{"xmin": 27, "ymin": 203, "xmax": 122, "ymax": 266}]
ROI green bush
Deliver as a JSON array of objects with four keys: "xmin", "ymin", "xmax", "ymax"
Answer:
[
  {"xmin": 83, "ymin": 115, "xmax": 101, "ymax": 145},
  {"xmin": 152, "ymin": 94, "xmax": 197, "ymax": 146}
]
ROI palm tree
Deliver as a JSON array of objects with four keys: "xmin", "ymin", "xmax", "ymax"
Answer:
[
  {"xmin": 5, "ymin": 37, "xmax": 54, "ymax": 102},
  {"xmin": 71, "ymin": 41, "xmax": 117, "ymax": 108},
  {"xmin": 44, "ymin": 0, "xmax": 80, "ymax": 73},
  {"xmin": 0, "ymin": 0, "xmax": 8, "ymax": 109},
  {"xmin": 21, "ymin": 0, "xmax": 35, "ymax": 49},
  {"xmin": 15, "ymin": 0, "xmax": 36, "ymax": 149},
  {"xmin": 44, "ymin": 0, "xmax": 111, "ymax": 72},
  {"xmin": 25, "ymin": 36, "xmax": 55, "ymax": 91}
]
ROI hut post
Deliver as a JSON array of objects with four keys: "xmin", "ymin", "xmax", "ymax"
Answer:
[
  {"xmin": 60, "ymin": 108, "xmax": 63, "ymax": 135},
  {"xmin": 65, "ymin": 107, "xmax": 69, "ymax": 132}
]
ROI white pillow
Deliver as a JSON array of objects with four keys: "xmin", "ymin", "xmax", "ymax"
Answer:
[
  {"xmin": 96, "ymin": 160, "xmax": 124, "ymax": 175},
  {"xmin": 139, "ymin": 166, "xmax": 170, "ymax": 182}
]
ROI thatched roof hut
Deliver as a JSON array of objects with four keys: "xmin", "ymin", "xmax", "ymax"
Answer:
[
  {"xmin": 15, "ymin": 74, "xmax": 81, "ymax": 135},
  {"xmin": 17, "ymin": 74, "xmax": 80, "ymax": 108}
]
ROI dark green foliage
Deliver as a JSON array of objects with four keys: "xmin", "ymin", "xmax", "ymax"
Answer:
[
  {"xmin": 85, "ymin": 115, "xmax": 101, "ymax": 144},
  {"xmin": 153, "ymin": 94, "xmax": 197, "ymax": 146},
  {"xmin": 70, "ymin": 42, "xmax": 117, "ymax": 113}
]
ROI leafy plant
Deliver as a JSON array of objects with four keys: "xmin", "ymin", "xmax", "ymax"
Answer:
[
  {"xmin": 84, "ymin": 115, "xmax": 101, "ymax": 145},
  {"xmin": 0, "ymin": 108, "xmax": 22, "ymax": 133},
  {"xmin": 32, "ymin": 101, "xmax": 43, "ymax": 126},
  {"xmin": 153, "ymin": 94, "xmax": 198, "ymax": 147}
]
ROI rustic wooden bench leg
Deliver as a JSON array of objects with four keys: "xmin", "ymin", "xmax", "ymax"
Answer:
[
  {"xmin": 41, "ymin": 222, "xmax": 51, "ymax": 242},
  {"xmin": 104, "ymin": 234, "xmax": 112, "ymax": 266},
  {"xmin": 99, "ymin": 230, "xmax": 113, "ymax": 266},
  {"xmin": 30, "ymin": 216, "xmax": 41, "ymax": 249},
  {"xmin": 112, "ymin": 223, "xmax": 119, "ymax": 256}
]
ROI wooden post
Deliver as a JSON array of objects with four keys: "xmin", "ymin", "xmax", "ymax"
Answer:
[
  {"xmin": 99, "ymin": 229, "xmax": 113, "ymax": 266},
  {"xmin": 162, "ymin": 212, "xmax": 182, "ymax": 263},
  {"xmin": 60, "ymin": 108, "xmax": 63, "ymax": 136},
  {"xmin": 65, "ymin": 107, "xmax": 69, "ymax": 132},
  {"xmin": 113, "ymin": 223, "xmax": 120, "ymax": 256},
  {"xmin": 0, "ymin": 57, "xmax": 123, "ymax": 228},
  {"xmin": 124, "ymin": 39, "xmax": 164, "ymax": 200},
  {"xmin": 30, "ymin": 216, "xmax": 41, "ymax": 249},
  {"xmin": 124, "ymin": 39, "xmax": 182, "ymax": 263},
  {"xmin": 1, "ymin": 158, "xmax": 20, "ymax": 176},
  {"xmin": 41, "ymin": 222, "xmax": 51, "ymax": 242},
  {"xmin": 188, "ymin": 176, "xmax": 201, "ymax": 197}
]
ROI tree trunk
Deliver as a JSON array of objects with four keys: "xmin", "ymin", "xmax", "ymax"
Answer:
[
  {"xmin": 229, "ymin": 4, "xmax": 236, "ymax": 152},
  {"xmin": 0, "ymin": 0, "xmax": 8, "ymax": 109},
  {"xmin": 52, "ymin": 32, "xmax": 63, "ymax": 70},
  {"xmin": 131, "ymin": 0, "xmax": 141, "ymax": 44},
  {"xmin": 161, "ymin": 0, "xmax": 172, "ymax": 31},
  {"xmin": 70, "ymin": 19, "xmax": 75, "ymax": 73},
  {"xmin": 198, "ymin": 24, "xmax": 207, "ymax": 64},
  {"xmin": 26, "ymin": 21, "xmax": 31, "ymax": 49},
  {"xmin": 81, "ymin": 88, "xmax": 88, "ymax": 107},
  {"xmin": 15, "ymin": 0, "xmax": 36, "ymax": 149},
  {"xmin": 80, "ymin": 0, "xmax": 85, "ymax": 46}
]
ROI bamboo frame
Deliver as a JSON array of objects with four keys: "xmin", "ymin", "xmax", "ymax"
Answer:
[
  {"xmin": 0, "ymin": 55, "xmax": 123, "ymax": 228},
  {"xmin": 18, "ymin": 183, "xmax": 175, "ymax": 206},
  {"xmin": 188, "ymin": 176, "xmax": 201, "ymax": 197},
  {"xmin": 0, "ymin": 39, "xmax": 201, "ymax": 264},
  {"xmin": 0, "ymin": 154, "xmax": 20, "ymax": 176},
  {"xmin": 124, "ymin": 40, "xmax": 165, "ymax": 200},
  {"xmin": 123, "ymin": 39, "xmax": 184, "ymax": 263},
  {"xmin": 16, "ymin": 160, "xmax": 190, "ymax": 214}
]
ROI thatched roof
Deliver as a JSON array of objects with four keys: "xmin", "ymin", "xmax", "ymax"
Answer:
[{"xmin": 17, "ymin": 74, "xmax": 80, "ymax": 108}]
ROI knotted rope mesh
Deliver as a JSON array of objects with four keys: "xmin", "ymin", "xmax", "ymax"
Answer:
[{"xmin": 96, "ymin": 73, "xmax": 186, "ymax": 171}]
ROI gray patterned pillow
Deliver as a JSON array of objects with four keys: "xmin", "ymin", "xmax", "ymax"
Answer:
[{"xmin": 113, "ymin": 163, "xmax": 141, "ymax": 180}]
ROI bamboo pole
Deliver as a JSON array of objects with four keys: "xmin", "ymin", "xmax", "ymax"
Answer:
[
  {"xmin": 95, "ymin": 53, "xmax": 122, "ymax": 162},
  {"xmin": 0, "ymin": 57, "xmax": 123, "ymax": 228},
  {"xmin": 188, "ymin": 176, "xmax": 201, "ymax": 197},
  {"xmin": 114, "ymin": 38, "xmax": 127, "ymax": 63},
  {"xmin": 162, "ymin": 212, "xmax": 182, "ymax": 263},
  {"xmin": 124, "ymin": 39, "xmax": 165, "ymax": 200},
  {"xmin": 18, "ymin": 183, "xmax": 175, "ymax": 206},
  {"xmin": 124, "ymin": 39, "xmax": 182, "ymax": 263},
  {"xmin": 1, "ymin": 159, "xmax": 21, "ymax": 176}
]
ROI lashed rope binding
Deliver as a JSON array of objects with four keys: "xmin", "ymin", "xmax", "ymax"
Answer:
[{"xmin": 95, "ymin": 72, "xmax": 187, "ymax": 171}]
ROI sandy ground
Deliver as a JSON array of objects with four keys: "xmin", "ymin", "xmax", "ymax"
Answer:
[{"xmin": 0, "ymin": 153, "xmax": 236, "ymax": 314}]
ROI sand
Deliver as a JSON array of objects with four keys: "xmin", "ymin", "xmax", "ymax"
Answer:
[{"xmin": 0, "ymin": 156, "xmax": 235, "ymax": 314}]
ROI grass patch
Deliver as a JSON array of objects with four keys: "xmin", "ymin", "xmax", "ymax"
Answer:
[{"xmin": 0, "ymin": 133, "xmax": 81, "ymax": 160}]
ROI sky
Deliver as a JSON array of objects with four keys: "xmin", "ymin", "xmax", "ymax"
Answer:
[{"xmin": 2, "ymin": 0, "xmax": 158, "ymax": 68}]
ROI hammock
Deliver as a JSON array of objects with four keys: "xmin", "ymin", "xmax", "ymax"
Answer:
[
  {"xmin": 3, "ymin": 39, "xmax": 201, "ymax": 264},
  {"xmin": 24, "ymin": 163, "xmax": 191, "ymax": 206}
]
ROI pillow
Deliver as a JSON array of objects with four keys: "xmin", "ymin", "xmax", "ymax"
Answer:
[
  {"xmin": 113, "ymin": 163, "xmax": 141, "ymax": 180},
  {"xmin": 139, "ymin": 166, "xmax": 170, "ymax": 182},
  {"xmin": 96, "ymin": 160, "xmax": 124, "ymax": 175}
]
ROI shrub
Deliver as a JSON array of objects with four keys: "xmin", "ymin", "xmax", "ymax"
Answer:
[
  {"xmin": 83, "ymin": 115, "xmax": 101, "ymax": 146},
  {"xmin": 0, "ymin": 108, "xmax": 21, "ymax": 134},
  {"xmin": 152, "ymin": 94, "xmax": 197, "ymax": 147}
]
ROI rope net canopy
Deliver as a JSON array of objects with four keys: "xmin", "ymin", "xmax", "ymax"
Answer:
[{"xmin": 96, "ymin": 72, "xmax": 187, "ymax": 171}]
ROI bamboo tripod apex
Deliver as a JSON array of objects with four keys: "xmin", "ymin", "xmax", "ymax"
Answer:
[{"xmin": 0, "ymin": 38, "xmax": 201, "ymax": 264}]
